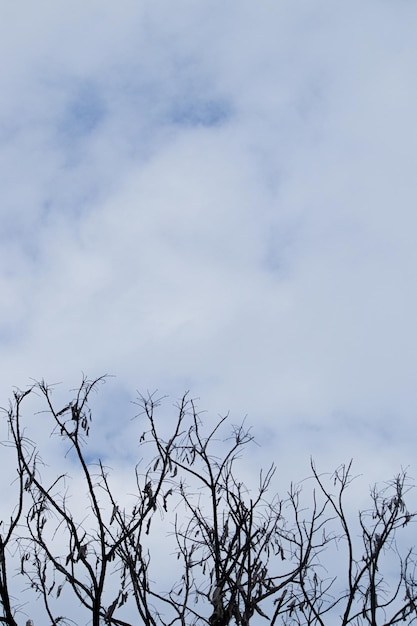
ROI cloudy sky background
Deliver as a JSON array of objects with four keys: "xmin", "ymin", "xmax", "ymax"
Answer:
[{"xmin": 1, "ymin": 0, "xmax": 417, "ymax": 547}]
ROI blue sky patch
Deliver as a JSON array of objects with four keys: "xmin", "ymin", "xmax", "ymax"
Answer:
[
  {"xmin": 170, "ymin": 97, "xmax": 232, "ymax": 128},
  {"xmin": 59, "ymin": 81, "xmax": 106, "ymax": 138}
]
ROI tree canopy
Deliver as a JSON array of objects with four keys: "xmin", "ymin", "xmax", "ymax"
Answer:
[{"xmin": 1, "ymin": 376, "xmax": 416, "ymax": 626}]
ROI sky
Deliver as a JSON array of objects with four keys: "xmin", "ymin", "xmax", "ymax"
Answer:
[{"xmin": 0, "ymin": 0, "xmax": 417, "ymax": 621}]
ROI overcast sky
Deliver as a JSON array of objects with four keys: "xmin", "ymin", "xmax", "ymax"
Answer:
[{"xmin": 1, "ymin": 0, "xmax": 417, "ymax": 501}]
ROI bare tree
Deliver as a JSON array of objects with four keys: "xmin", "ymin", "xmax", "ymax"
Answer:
[
  {"xmin": 285, "ymin": 462, "xmax": 417, "ymax": 626},
  {"xmin": 162, "ymin": 402, "xmax": 333, "ymax": 626},
  {"xmin": 4, "ymin": 378, "xmax": 187, "ymax": 626},
  {"xmin": 1, "ymin": 376, "xmax": 417, "ymax": 626},
  {"xmin": 0, "ymin": 388, "xmax": 33, "ymax": 626}
]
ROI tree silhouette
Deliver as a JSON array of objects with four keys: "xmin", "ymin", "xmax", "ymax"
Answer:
[{"xmin": 0, "ymin": 376, "xmax": 416, "ymax": 625}]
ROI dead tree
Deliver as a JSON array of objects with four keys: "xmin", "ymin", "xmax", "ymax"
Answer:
[
  {"xmin": 160, "ymin": 400, "xmax": 335, "ymax": 626},
  {"xmin": 138, "ymin": 397, "xmax": 417, "ymax": 626},
  {"xmin": 0, "ymin": 388, "xmax": 33, "ymax": 626},
  {"xmin": 274, "ymin": 462, "xmax": 417, "ymax": 625},
  {"xmin": 1, "ymin": 377, "xmax": 417, "ymax": 625},
  {"xmin": 4, "ymin": 378, "xmax": 188, "ymax": 626}
]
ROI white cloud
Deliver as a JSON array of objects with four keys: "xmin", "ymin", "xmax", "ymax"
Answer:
[{"xmin": 0, "ymin": 2, "xmax": 416, "ymax": 576}]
